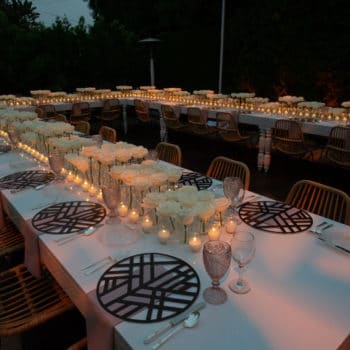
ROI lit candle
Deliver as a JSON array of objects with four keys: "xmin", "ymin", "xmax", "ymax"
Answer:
[
  {"xmin": 128, "ymin": 209, "xmax": 139, "ymax": 223},
  {"xmin": 88, "ymin": 185, "xmax": 97, "ymax": 196},
  {"xmin": 82, "ymin": 180, "xmax": 89, "ymax": 192},
  {"xmin": 67, "ymin": 171, "xmax": 74, "ymax": 182},
  {"xmin": 189, "ymin": 235, "xmax": 202, "ymax": 252},
  {"xmin": 97, "ymin": 189, "xmax": 103, "ymax": 201},
  {"xmin": 118, "ymin": 202, "xmax": 128, "ymax": 217},
  {"xmin": 158, "ymin": 228, "xmax": 170, "ymax": 244},
  {"xmin": 74, "ymin": 175, "xmax": 82, "ymax": 185},
  {"xmin": 225, "ymin": 218, "xmax": 237, "ymax": 234},
  {"xmin": 208, "ymin": 225, "xmax": 220, "ymax": 241},
  {"xmin": 141, "ymin": 216, "xmax": 153, "ymax": 233}
]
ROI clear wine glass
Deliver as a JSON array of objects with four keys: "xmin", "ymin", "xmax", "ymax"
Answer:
[
  {"xmin": 230, "ymin": 231, "xmax": 255, "ymax": 294},
  {"xmin": 223, "ymin": 177, "xmax": 245, "ymax": 221},
  {"xmin": 7, "ymin": 126, "xmax": 19, "ymax": 151},
  {"xmin": 145, "ymin": 149, "xmax": 159, "ymax": 162},
  {"xmin": 203, "ymin": 240, "xmax": 231, "ymax": 305},
  {"xmin": 92, "ymin": 134, "xmax": 103, "ymax": 148},
  {"xmin": 102, "ymin": 185, "xmax": 121, "ymax": 223},
  {"xmin": 48, "ymin": 152, "xmax": 65, "ymax": 181}
]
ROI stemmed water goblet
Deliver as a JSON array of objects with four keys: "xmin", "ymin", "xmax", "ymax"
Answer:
[
  {"xmin": 92, "ymin": 134, "xmax": 103, "ymax": 148},
  {"xmin": 7, "ymin": 126, "xmax": 19, "ymax": 151},
  {"xmin": 223, "ymin": 177, "xmax": 245, "ymax": 222},
  {"xmin": 48, "ymin": 151, "xmax": 65, "ymax": 181},
  {"xmin": 202, "ymin": 240, "xmax": 231, "ymax": 305},
  {"xmin": 102, "ymin": 184, "xmax": 139, "ymax": 245},
  {"xmin": 230, "ymin": 231, "xmax": 255, "ymax": 294},
  {"xmin": 102, "ymin": 185, "xmax": 121, "ymax": 224}
]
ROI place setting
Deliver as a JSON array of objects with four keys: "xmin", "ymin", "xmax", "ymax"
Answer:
[{"xmin": 0, "ymin": 169, "xmax": 55, "ymax": 193}]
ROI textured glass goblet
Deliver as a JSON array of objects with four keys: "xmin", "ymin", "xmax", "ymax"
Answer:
[
  {"xmin": 48, "ymin": 153, "xmax": 65, "ymax": 181},
  {"xmin": 7, "ymin": 127, "xmax": 19, "ymax": 151},
  {"xmin": 102, "ymin": 185, "xmax": 121, "ymax": 223},
  {"xmin": 223, "ymin": 177, "xmax": 245, "ymax": 220},
  {"xmin": 203, "ymin": 240, "xmax": 231, "ymax": 305},
  {"xmin": 230, "ymin": 231, "xmax": 255, "ymax": 294}
]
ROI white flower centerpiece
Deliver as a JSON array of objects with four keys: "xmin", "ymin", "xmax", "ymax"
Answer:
[{"xmin": 142, "ymin": 185, "xmax": 229, "ymax": 244}]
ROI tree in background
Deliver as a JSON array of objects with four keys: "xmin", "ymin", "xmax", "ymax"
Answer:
[{"xmin": 1, "ymin": 0, "xmax": 350, "ymax": 103}]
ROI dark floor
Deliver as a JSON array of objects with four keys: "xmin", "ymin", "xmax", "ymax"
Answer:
[{"xmin": 2, "ymin": 107, "xmax": 350, "ymax": 349}]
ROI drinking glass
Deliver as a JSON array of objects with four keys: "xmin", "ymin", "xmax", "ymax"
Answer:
[
  {"xmin": 145, "ymin": 149, "xmax": 159, "ymax": 162},
  {"xmin": 92, "ymin": 134, "xmax": 103, "ymax": 148},
  {"xmin": 102, "ymin": 185, "xmax": 121, "ymax": 223},
  {"xmin": 7, "ymin": 126, "xmax": 19, "ymax": 151},
  {"xmin": 48, "ymin": 152, "xmax": 65, "ymax": 181},
  {"xmin": 203, "ymin": 240, "xmax": 231, "ymax": 305},
  {"xmin": 230, "ymin": 231, "xmax": 255, "ymax": 294},
  {"xmin": 223, "ymin": 177, "xmax": 245, "ymax": 220}
]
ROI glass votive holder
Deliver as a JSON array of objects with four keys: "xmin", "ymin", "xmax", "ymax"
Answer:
[
  {"xmin": 141, "ymin": 215, "xmax": 153, "ymax": 233},
  {"xmin": 208, "ymin": 223, "xmax": 221, "ymax": 241},
  {"xmin": 117, "ymin": 202, "xmax": 128, "ymax": 217},
  {"xmin": 225, "ymin": 215, "xmax": 237, "ymax": 234},
  {"xmin": 128, "ymin": 209, "xmax": 139, "ymax": 224},
  {"xmin": 158, "ymin": 226, "xmax": 170, "ymax": 244},
  {"xmin": 188, "ymin": 232, "xmax": 202, "ymax": 252}
]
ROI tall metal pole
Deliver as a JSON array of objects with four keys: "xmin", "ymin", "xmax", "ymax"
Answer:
[
  {"xmin": 218, "ymin": 0, "xmax": 226, "ymax": 93},
  {"xmin": 150, "ymin": 46, "xmax": 155, "ymax": 86}
]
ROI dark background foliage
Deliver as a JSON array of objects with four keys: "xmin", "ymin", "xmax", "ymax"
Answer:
[{"xmin": 1, "ymin": 0, "xmax": 350, "ymax": 104}]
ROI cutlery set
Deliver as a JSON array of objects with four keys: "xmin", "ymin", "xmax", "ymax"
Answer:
[
  {"xmin": 81, "ymin": 255, "xmax": 119, "ymax": 275},
  {"xmin": 54, "ymin": 224, "xmax": 103, "ymax": 245},
  {"xmin": 143, "ymin": 301, "xmax": 205, "ymax": 349},
  {"xmin": 309, "ymin": 221, "xmax": 333, "ymax": 234}
]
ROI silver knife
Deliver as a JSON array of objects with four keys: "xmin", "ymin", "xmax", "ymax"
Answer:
[{"xmin": 143, "ymin": 301, "xmax": 206, "ymax": 344}]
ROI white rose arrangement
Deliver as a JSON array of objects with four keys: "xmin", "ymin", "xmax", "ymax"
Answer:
[
  {"xmin": 278, "ymin": 95, "xmax": 304, "ymax": 104},
  {"xmin": 116, "ymin": 85, "xmax": 133, "ymax": 90},
  {"xmin": 297, "ymin": 101, "xmax": 325, "ymax": 109},
  {"xmin": 142, "ymin": 186, "xmax": 227, "ymax": 243},
  {"xmin": 341, "ymin": 101, "xmax": 350, "ymax": 108},
  {"xmin": 231, "ymin": 92, "xmax": 255, "ymax": 99}
]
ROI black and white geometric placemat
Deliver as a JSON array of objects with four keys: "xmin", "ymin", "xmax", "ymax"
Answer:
[
  {"xmin": 96, "ymin": 253, "xmax": 200, "ymax": 323},
  {"xmin": 0, "ymin": 170, "xmax": 54, "ymax": 190},
  {"xmin": 178, "ymin": 172, "xmax": 212, "ymax": 191},
  {"xmin": 32, "ymin": 201, "xmax": 106, "ymax": 234},
  {"xmin": 239, "ymin": 201, "xmax": 313, "ymax": 233}
]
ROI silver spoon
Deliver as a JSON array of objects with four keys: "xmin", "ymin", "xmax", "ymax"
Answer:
[{"xmin": 152, "ymin": 312, "xmax": 200, "ymax": 350}]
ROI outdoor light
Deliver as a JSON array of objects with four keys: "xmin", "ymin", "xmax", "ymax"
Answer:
[{"xmin": 138, "ymin": 37, "xmax": 161, "ymax": 86}]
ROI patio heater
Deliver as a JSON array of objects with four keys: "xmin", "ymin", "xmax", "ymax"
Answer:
[{"xmin": 138, "ymin": 38, "xmax": 161, "ymax": 86}]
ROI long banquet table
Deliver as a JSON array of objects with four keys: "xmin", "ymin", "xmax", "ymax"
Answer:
[
  {"xmin": 16, "ymin": 97, "xmax": 342, "ymax": 172},
  {"xmin": 1, "ymin": 149, "xmax": 350, "ymax": 350}
]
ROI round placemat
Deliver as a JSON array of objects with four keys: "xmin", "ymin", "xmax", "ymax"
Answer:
[
  {"xmin": 239, "ymin": 200, "xmax": 313, "ymax": 233},
  {"xmin": 0, "ymin": 170, "xmax": 54, "ymax": 190},
  {"xmin": 178, "ymin": 172, "xmax": 212, "ymax": 191},
  {"xmin": 96, "ymin": 252, "xmax": 200, "ymax": 323},
  {"xmin": 32, "ymin": 201, "xmax": 106, "ymax": 234}
]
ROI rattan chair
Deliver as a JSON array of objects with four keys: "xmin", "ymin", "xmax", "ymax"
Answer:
[
  {"xmin": 134, "ymin": 99, "xmax": 151, "ymax": 123},
  {"xmin": 272, "ymin": 119, "xmax": 313, "ymax": 160},
  {"xmin": 39, "ymin": 104, "xmax": 56, "ymax": 120},
  {"xmin": 207, "ymin": 156, "xmax": 250, "ymax": 189},
  {"xmin": 161, "ymin": 105, "xmax": 187, "ymax": 131},
  {"xmin": 155, "ymin": 142, "xmax": 182, "ymax": 166},
  {"xmin": 70, "ymin": 102, "xmax": 91, "ymax": 125},
  {"xmin": 286, "ymin": 179, "xmax": 350, "ymax": 225},
  {"xmin": 67, "ymin": 337, "xmax": 87, "ymax": 350},
  {"xmin": 35, "ymin": 107, "xmax": 45, "ymax": 119},
  {"xmin": 216, "ymin": 111, "xmax": 250, "ymax": 143},
  {"xmin": 0, "ymin": 216, "xmax": 24, "ymax": 266},
  {"xmin": 322, "ymin": 126, "xmax": 350, "ymax": 168},
  {"xmin": 99, "ymin": 126, "xmax": 117, "ymax": 143},
  {"xmin": 0, "ymin": 263, "xmax": 73, "ymax": 337},
  {"xmin": 97, "ymin": 99, "xmax": 122, "ymax": 124},
  {"xmin": 52, "ymin": 113, "xmax": 68, "ymax": 123},
  {"xmin": 187, "ymin": 107, "xmax": 215, "ymax": 135},
  {"xmin": 74, "ymin": 121, "xmax": 91, "ymax": 135}
]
